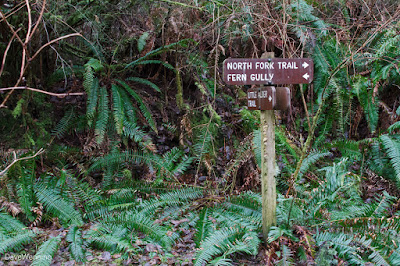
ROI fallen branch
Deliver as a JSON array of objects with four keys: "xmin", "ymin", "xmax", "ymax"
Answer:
[
  {"xmin": 0, "ymin": 86, "xmax": 85, "ymax": 98},
  {"xmin": 0, "ymin": 148, "xmax": 44, "ymax": 177}
]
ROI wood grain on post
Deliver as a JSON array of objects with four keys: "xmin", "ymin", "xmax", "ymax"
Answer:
[{"xmin": 260, "ymin": 52, "xmax": 276, "ymax": 242}]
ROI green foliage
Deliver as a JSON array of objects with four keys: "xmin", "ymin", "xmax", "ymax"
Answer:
[
  {"xmin": 125, "ymin": 39, "xmax": 192, "ymax": 69},
  {"xmin": 89, "ymin": 148, "xmax": 193, "ymax": 183},
  {"xmin": 193, "ymin": 192, "xmax": 261, "ymax": 265},
  {"xmin": 0, "ymin": 212, "xmax": 36, "ymax": 254},
  {"xmin": 276, "ymin": 245, "xmax": 295, "ymax": 266},
  {"xmin": 0, "ymin": 230, "xmax": 36, "ymax": 254},
  {"xmin": 34, "ymin": 182, "xmax": 83, "ymax": 226},
  {"xmin": 194, "ymin": 207, "xmax": 212, "ymax": 247},
  {"xmin": 86, "ymin": 225, "xmax": 136, "ymax": 255},
  {"xmin": 115, "ymin": 80, "xmax": 157, "ymax": 133},
  {"xmin": 194, "ymin": 227, "xmax": 259, "ymax": 266},
  {"xmin": 274, "ymin": 156, "xmax": 400, "ymax": 264},
  {"xmin": 137, "ymin": 32, "xmax": 150, "ymax": 53},
  {"xmin": 352, "ymin": 76, "xmax": 379, "ymax": 133},
  {"xmin": 52, "ymin": 108, "xmax": 76, "ymax": 139},
  {"xmin": 297, "ymin": 150, "xmax": 331, "ymax": 180},
  {"xmin": 31, "ymin": 236, "xmax": 61, "ymax": 266},
  {"xmin": 380, "ymin": 134, "xmax": 400, "ymax": 184},
  {"xmin": 287, "ymin": 0, "xmax": 328, "ymax": 40},
  {"xmin": 66, "ymin": 226, "xmax": 86, "ymax": 262}
]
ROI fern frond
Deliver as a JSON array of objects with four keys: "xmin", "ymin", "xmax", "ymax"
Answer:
[
  {"xmin": 380, "ymin": 134, "xmax": 400, "ymax": 184},
  {"xmin": 87, "ymin": 225, "xmax": 135, "ymax": 254},
  {"xmin": 85, "ymin": 58, "xmax": 103, "ymax": 72},
  {"xmin": 223, "ymin": 133, "xmax": 253, "ymax": 180},
  {"xmin": 0, "ymin": 230, "xmax": 36, "ymax": 254},
  {"xmin": 0, "ymin": 212, "xmax": 26, "ymax": 233},
  {"xmin": 315, "ymin": 232, "xmax": 364, "ymax": 264},
  {"xmin": 66, "ymin": 226, "xmax": 86, "ymax": 262},
  {"xmin": 83, "ymin": 64, "xmax": 94, "ymax": 93},
  {"xmin": 160, "ymin": 147, "xmax": 193, "ymax": 177},
  {"xmin": 353, "ymin": 76, "xmax": 379, "ymax": 133},
  {"xmin": 65, "ymin": 176, "xmax": 102, "ymax": 210},
  {"xmin": 139, "ymin": 187, "xmax": 203, "ymax": 215},
  {"xmin": 194, "ymin": 227, "xmax": 259, "ymax": 266},
  {"xmin": 221, "ymin": 192, "xmax": 262, "ymax": 228},
  {"xmin": 102, "ymin": 212, "xmax": 178, "ymax": 249},
  {"xmin": 332, "ymin": 139, "xmax": 362, "ymax": 161},
  {"xmin": 31, "ymin": 236, "xmax": 61, "ymax": 266},
  {"xmin": 193, "ymin": 125, "xmax": 214, "ymax": 162},
  {"xmin": 126, "ymin": 77, "xmax": 161, "ymax": 93},
  {"xmin": 116, "ymin": 80, "xmax": 157, "ymax": 133},
  {"xmin": 194, "ymin": 207, "xmax": 213, "ymax": 247},
  {"xmin": 353, "ymin": 236, "xmax": 390, "ymax": 266},
  {"xmin": 111, "ymin": 84, "xmax": 124, "ymax": 135},
  {"xmin": 95, "ymin": 86, "xmax": 109, "ymax": 144},
  {"xmin": 52, "ymin": 107, "xmax": 76, "ymax": 139},
  {"xmin": 388, "ymin": 121, "xmax": 400, "ymax": 134},
  {"xmin": 276, "ymin": 245, "xmax": 295, "ymax": 266},
  {"xmin": 389, "ymin": 247, "xmax": 400, "ymax": 265},
  {"xmin": 137, "ymin": 32, "xmax": 149, "ymax": 53},
  {"xmin": 16, "ymin": 164, "xmax": 35, "ymax": 221},
  {"xmin": 34, "ymin": 182, "xmax": 83, "ymax": 226},
  {"xmin": 125, "ymin": 39, "xmax": 192, "ymax": 68},
  {"xmin": 86, "ymin": 78, "xmax": 99, "ymax": 128},
  {"xmin": 298, "ymin": 150, "xmax": 331, "ymax": 180}
]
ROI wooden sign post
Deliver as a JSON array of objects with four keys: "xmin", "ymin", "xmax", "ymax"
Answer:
[
  {"xmin": 223, "ymin": 53, "xmax": 314, "ymax": 242},
  {"xmin": 260, "ymin": 52, "xmax": 276, "ymax": 242}
]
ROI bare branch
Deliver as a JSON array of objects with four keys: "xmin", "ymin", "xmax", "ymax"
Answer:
[
  {"xmin": 29, "ymin": 33, "xmax": 82, "ymax": 62},
  {"xmin": 0, "ymin": 86, "xmax": 85, "ymax": 97},
  {"xmin": 28, "ymin": 0, "xmax": 47, "ymax": 44},
  {"xmin": 0, "ymin": 148, "xmax": 45, "ymax": 177}
]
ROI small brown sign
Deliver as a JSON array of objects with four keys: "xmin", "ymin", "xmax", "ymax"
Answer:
[
  {"xmin": 247, "ymin": 87, "xmax": 275, "ymax": 110},
  {"xmin": 247, "ymin": 87, "xmax": 290, "ymax": 111},
  {"xmin": 223, "ymin": 58, "xmax": 313, "ymax": 85}
]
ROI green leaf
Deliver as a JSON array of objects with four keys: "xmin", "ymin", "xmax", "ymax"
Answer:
[
  {"xmin": 34, "ymin": 183, "xmax": 83, "ymax": 226},
  {"xmin": 126, "ymin": 77, "xmax": 161, "ymax": 93},
  {"xmin": 115, "ymin": 81, "xmax": 157, "ymax": 133},
  {"xmin": 0, "ymin": 231, "xmax": 36, "ymax": 254},
  {"xmin": 95, "ymin": 87, "xmax": 109, "ymax": 144},
  {"xmin": 111, "ymin": 84, "xmax": 124, "ymax": 135},
  {"xmin": 86, "ymin": 78, "xmax": 100, "ymax": 127},
  {"xmin": 31, "ymin": 236, "xmax": 61, "ymax": 266},
  {"xmin": 85, "ymin": 58, "xmax": 103, "ymax": 72},
  {"xmin": 380, "ymin": 135, "xmax": 400, "ymax": 184},
  {"xmin": 138, "ymin": 32, "xmax": 149, "ymax": 53},
  {"xmin": 67, "ymin": 226, "xmax": 86, "ymax": 262}
]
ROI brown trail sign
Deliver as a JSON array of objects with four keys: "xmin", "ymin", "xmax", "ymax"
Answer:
[
  {"xmin": 247, "ymin": 87, "xmax": 291, "ymax": 111},
  {"xmin": 222, "ymin": 54, "xmax": 314, "ymax": 243},
  {"xmin": 247, "ymin": 87, "xmax": 275, "ymax": 110},
  {"xmin": 223, "ymin": 58, "xmax": 313, "ymax": 85}
]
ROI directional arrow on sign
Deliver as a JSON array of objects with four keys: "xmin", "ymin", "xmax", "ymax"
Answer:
[
  {"xmin": 302, "ymin": 62, "xmax": 309, "ymax": 68},
  {"xmin": 223, "ymin": 58, "xmax": 314, "ymax": 85}
]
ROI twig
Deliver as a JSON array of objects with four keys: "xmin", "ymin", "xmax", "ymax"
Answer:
[
  {"xmin": 28, "ymin": 0, "xmax": 46, "ymax": 44},
  {"xmin": 0, "ymin": 86, "xmax": 85, "ymax": 97},
  {"xmin": 0, "ymin": 148, "xmax": 44, "ymax": 177},
  {"xmin": 29, "ymin": 33, "xmax": 82, "ymax": 62},
  {"xmin": 25, "ymin": 0, "xmax": 32, "ymax": 40}
]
